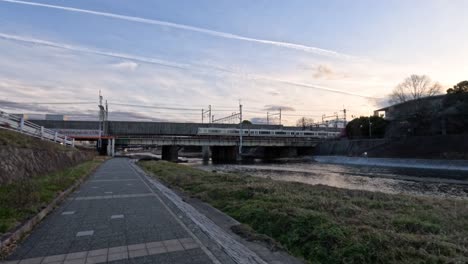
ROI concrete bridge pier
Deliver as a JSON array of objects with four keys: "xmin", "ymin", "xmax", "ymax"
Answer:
[
  {"xmin": 106, "ymin": 138, "xmax": 115, "ymax": 157},
  {"xmin": 162, "ymin": 145, "xmax": 179, "ymax": 162},
  {"xmin": 202, "ymin": 145, "xmax": 211, "ymax": 164},
  {"xmin": 211, "ymin": 146, "xmax": 238, "ymax": 164},
  {"xmin": 97, "ymin": 139, "xmax": 108, "ymax": 155}
]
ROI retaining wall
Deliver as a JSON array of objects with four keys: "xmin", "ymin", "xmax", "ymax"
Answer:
[
  {"xmin": 313, "ymin": 156, "xmax": 468, "ymax": 171},
  {"xmin": 0, "ymin": 130, "xmax": 95, "ymax": 185}
]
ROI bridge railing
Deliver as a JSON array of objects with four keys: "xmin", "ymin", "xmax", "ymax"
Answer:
[{"xmin": 0, "ymin": 110, "xmax": 74, "ymax": 147}]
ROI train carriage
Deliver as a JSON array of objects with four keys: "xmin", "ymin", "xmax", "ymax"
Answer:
[{"xmin": 197, "ymin": 127, "xmax": 340, "ymax": 139}]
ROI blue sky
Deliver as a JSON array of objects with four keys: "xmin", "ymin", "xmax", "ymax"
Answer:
[{"xmin": 0, "ymin": 0, "xmax": 467, "ymax": 124}]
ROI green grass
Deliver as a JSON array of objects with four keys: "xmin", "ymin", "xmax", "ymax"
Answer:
[
  {"xmin": 139, "ymin": 160, "xmax": 468, "ymax": 264},
  {"xmin": 0, "ymin": 158, "xmax": 104, "ymax": 235},
  {"xmin": 0, "ymin": 129, "xmax": 74, "ymax": 151}
]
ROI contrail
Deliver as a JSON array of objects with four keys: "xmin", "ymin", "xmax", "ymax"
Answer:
[
  {"xmin": 253, "ymin": 76, "xmax": 380, "ymax": 99},
  {"xmin": 0, "ymin": 33, "xmax": 192, "ymax": 71},
  {"xmin": 0, "ymin": 0, "xmax": 355, "ymax": 59},
  {"xmin": 0, "ymin": 33, "xmax": 378, "ymax": 99}
]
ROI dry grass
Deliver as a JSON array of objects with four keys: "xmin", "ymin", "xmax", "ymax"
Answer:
[
  {"xmin": 0, "ymin": 158, "xmax": 104, "ymax": 235},
  {"xmin": 139, "ymin": 160, "xmax": 468, "ymax": 264},
  {"xmin": 0, "ymin": 129, "xmax": 73, "ymax": 151}
]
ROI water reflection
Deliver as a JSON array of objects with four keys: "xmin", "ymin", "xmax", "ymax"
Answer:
[{"xmin": 192, "ymin": 160, "xmax": 468, "ymax": 199}]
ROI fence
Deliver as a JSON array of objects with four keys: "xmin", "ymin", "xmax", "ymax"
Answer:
[{"xmin": 0, "ymin": 111, "xmax": 74, "ymax": 147}]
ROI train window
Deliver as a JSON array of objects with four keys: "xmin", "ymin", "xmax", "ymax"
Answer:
[
  {"xmin": 227, "ymin": 130, "xmax": 237, "ymax": 134},
  {"xmin": 275, "ymin": 131, "xmax": 286, "ymax": 135},
  {"xmin": 259, "ymin": 131, "xmax": 271, "ymax": 135},
  {"xmin": 304, "ymin": 132, "xmax": 313, "ymax": 136}
]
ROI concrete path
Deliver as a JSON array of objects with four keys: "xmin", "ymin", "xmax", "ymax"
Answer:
[{"xmin": 2, "ymin": 158, "xmax": 221, "ymax": 264}]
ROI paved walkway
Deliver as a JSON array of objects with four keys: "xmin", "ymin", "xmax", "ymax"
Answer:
[{"xmin": 3, "ymin": 158, "xmax": 217, "ymax": 264}]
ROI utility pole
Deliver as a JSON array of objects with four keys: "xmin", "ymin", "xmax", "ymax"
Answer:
[
  {"xmin": 97, "ymin": 90, "xmax": 105, "ymax": 149},
  {"xmin": 201, "ymin": 105, "xmax": 212, "ymax": 123},
  {"xmin": 369, "ymin": 118, "xmax": 372, "ymax": 138},
  {"xmin": 105, "ymin": 100, "xmax": 109, "ymax": 135},
  {"xmin": 267, "ymin": 109, "xmax": 281, "ymax": 125},
  {"xmin": 335, "ymin": 112, "xmax": 338, "ymax": 128},
  {"xmin": 279, "ymin": 108, "xmax": 282, "ymax": 125},
  {"xmin": 343, "ymin": 108, "xmax": 347, "ymax": 127},
  {"xmin": 239, "ymin": 102, "xmax": 243, "ymax": 156}
]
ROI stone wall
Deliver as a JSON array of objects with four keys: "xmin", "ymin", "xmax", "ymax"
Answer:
[
  {"xmin": 314, "ymin": 139, "xmax": 389, "ymax": 156},
  {"xmin": 315, "ymin": 135, "xmax": 468, "ymax": 159},
  {"xmin": 0, "ymin": 131, "xmax": 95, "ymax": 185}
]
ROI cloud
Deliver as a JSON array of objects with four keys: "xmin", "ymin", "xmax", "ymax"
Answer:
[
  {"xmin": 0, "ymin": 33, "xmax": 192, "ymax": 71},
  {"xmin": 111, "ymin": 61, "xmax": 138, "ymax": 71},
  {"xmin": 108, "ymin": 111, "xmax": 166, "ymax": 121},
  {"xmin": 0, "ymin": 0, "xmax": 356, "ymax": 59},
  {"xmin": 0, "ymin": 99, "xmax": 169, "ymax": 121},
  {"xmin": 0, "ymin": 33, "xmax": 380, "ymax": 99},
  {"xmin": 313, "ymin": 64, "xmax": 349, "ymax": 80},
  {"xmin": 250, "ymin": 117, "xmax": 268, "ymax": 124},
  {"xmin": 0, "ymin": 99, "xmax": 54, "ymax": 112},
  {"xmin": 314, "ymin": 65, "xmax": 334, "ymax": 79},
  {"xmin": 263, "ymin": 105, "xmax": 295, "ymax": 111}
]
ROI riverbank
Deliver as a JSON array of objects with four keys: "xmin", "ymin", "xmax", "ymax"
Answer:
[
  {"xmin": 314, "ymin": 135, "xmax": 468, "ymax": 159},
  {"xmin": 0, "ymin": 157, "xmax": 104, "ymax": 236},
  {"xmin": 139, "ymin": 160, "xmax": 468, "ymax": 263},
  {"xmin": 313, "ymin": 156, "xmax": 468, "ymax": 171}
]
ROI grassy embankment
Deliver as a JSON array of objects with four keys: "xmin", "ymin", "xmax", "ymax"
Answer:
[
  {"xmin": 139, "ymin": 160, "xmax": 468, "ymax": 264},
  {"xmin": 0, "ymin": 128, "xmax": 104, "ymax": 235},
  {"xmin": 0, "ymin": 158, "xmax": 103, "ymax": 235},
  {"xmin": 0, "ymin": 128, "xmax": 71, "ymax": 150}
]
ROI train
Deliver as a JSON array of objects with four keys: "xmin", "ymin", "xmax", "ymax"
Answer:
[{"xmin": 197, "ymin": 127, "xmax": 341, "ymax": 138}]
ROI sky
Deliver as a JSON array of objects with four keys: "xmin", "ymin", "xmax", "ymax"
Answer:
[{"xmin": 0, "ymin": 0, "xmax": 467, "ymax": 124}]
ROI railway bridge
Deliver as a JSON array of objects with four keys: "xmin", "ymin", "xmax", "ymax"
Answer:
[{"xmin": 29, "ymin": 120, "xmax": 339, "ymax": 162}]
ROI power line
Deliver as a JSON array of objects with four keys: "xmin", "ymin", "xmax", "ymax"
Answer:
[
  {"xmin": 110, "ymin": 103, "xmax": 200, "ymax": 111},
  {"xmin": 0, "ymin": 101, "xmax": 96, "ymax": 105}
]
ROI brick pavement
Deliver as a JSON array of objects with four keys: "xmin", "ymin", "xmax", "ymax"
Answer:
[{"xmin": 2, "ymin": 158, "xmax": 217, "ymax": 264}]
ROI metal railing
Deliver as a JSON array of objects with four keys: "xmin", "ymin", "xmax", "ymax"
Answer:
[{"xmin": 0, "ymin": 110, "xmax": 74, "ymax": 147}]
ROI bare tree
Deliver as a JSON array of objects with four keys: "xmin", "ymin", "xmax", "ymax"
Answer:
[
  {"xmin": 389, "ymin": 74, "xmax": 442, "ymax": 104},
  {"xmin": 296, "ymin": 117, "xmax": 314, "ymax": 129}
]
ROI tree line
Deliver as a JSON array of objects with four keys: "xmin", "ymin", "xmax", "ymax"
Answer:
[{"xmin": 346, "ymin": 75, "xmax": 468, "ymax": 139}]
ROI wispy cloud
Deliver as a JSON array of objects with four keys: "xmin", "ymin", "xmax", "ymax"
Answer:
[
  {"xmin": 0, "ymin": 33, "xmax": 379, "ymax": 99},
  {"xmin": 250, "ymin": 117, "xmax": 268, "ymax": 124},
  {"xmin": 0, "ymin": 0, "xmax": 356, "ymax": 59},
  {"xmin": 0, "ymin": 33, "xmax": 191, "ymax": 71},
  {"xmin": 312, "ymin": 64, "xmax": 349, "ymax": 80},
  {"xmin": 0, "ymin": 99, "xmax": 169, "ymax": 121},
  {"xmin": 263, "ymin": 105, "xmax": 295, "ymax": 111},
  {"xmin": 111, "ymin": 61, "xmax": 138, "ymax": 71}
]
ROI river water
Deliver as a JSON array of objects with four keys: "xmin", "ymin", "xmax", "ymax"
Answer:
[{"xmin": 188, "ymin": 159, "xmax": 468, "ymax": 200}]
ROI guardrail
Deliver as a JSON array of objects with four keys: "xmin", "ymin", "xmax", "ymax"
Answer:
[{"xmin": 0, "ymin": 111, "xmax": 74, "ymax": 147}]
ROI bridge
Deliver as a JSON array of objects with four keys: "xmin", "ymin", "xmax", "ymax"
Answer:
[{"xmin": 29, "ymin": 120, "xmax": 340, "ymax": 162}]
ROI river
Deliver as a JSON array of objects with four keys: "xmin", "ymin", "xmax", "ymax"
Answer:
[{"xmin": 187, "ymin": 159, "xmax": 468, "ymax": 200}]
